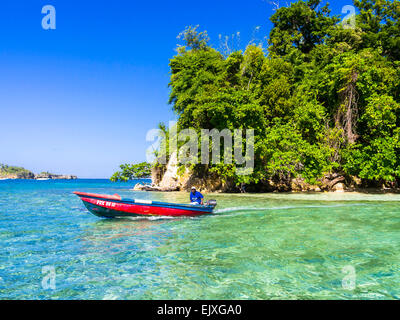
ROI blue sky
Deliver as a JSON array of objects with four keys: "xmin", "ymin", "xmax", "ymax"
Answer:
[{"xmin": 0, "ymin": 0, "xmax": 350, "ymax": 178}]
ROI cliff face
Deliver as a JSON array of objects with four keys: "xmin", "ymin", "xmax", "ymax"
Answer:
[
  {"xmin": 0, "ymin": 171, "xmax": 35, "ymax": 179},
  {"xmin": 150, "ymin": 156, "xmax": 391, "ymax": 193},
  {"xmin": 151, "ymin": 152, "xmax": 234, "ymax": 193},
  {"xmin": 157, "ymin": 152, "xmax": 180, "ymax": 190},
  {"xmin": 0, "ymin": 165, "xmax": 35, "ymax": 179}
]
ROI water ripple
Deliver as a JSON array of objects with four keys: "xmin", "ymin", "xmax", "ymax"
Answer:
[{"xmin": 0, "ymin": 179, "xmax": 399, "ymax": 299}]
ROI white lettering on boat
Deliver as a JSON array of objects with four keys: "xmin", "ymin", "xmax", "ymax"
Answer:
[{"xmin": 96, "ymin": 200, "xmax": 116, "ymax": 207}]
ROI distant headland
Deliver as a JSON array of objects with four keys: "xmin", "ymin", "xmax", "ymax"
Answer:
[{"xmin": 0, "ymin": 164, "xmax": 77, "ymax": 180}]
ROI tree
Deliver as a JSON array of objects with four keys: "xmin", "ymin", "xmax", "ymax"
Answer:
[
  {"xmin": 268, "ymin": 0, "xmax": 338, "ymax": 56},
  {"xmin": 156, "ymin": 1, "xmax": 400, "ymax": 191},
  {"xmin": 110, "ymin": 162, "xmax": 152, "ymax": 182},
  {"xmin": 354, "ymin": 0, "xmax": 400, "ymax": 61}
]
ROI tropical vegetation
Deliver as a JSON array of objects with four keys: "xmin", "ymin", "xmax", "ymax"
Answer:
[
  {"xmin": 111, "ymin": 162, "xmax": 152, "ymax": 182},
  {"xmin": 114, "ymin": 0, "xmax": 400, "ymax": 191},
  {"xmin": 0, "ymin": 164, "xmax": 34, "ymax": 178}
]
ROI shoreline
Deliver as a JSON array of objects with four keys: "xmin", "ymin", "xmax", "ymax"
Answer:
[
  {"xmin": 132, "ymin": 183, "xmax": 400, "ymax": 195},
  {"xmin": 0, "ymin": 176, "xmax": 78, "ymax": 180},
  {"xmin": 137, "ymin": 190, "xmax": 400, "ymax": 195},
  {"xmin": 3, "ymin": 178, "xmax": 399, "ymax": 195},
  {"xmin": 135, "ymin": 189, "xmax": 400, "ymax": 203}
]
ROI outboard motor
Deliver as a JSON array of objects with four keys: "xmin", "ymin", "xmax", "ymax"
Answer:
[{"xmin": 206, "ymin": 199, "xmax": 217, "ymax": 208}]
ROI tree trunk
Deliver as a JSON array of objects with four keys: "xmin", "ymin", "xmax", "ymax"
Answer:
[{"xmin": 335, "ymin": 70, "xmax": 359, "ymax": 144}]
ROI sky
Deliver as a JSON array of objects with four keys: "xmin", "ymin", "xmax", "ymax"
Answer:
[{"xmin": 0, "ymin": 0, "xmax": 350, "ymax": 178}]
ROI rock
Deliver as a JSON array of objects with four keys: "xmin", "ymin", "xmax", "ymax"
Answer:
[
  {"xmin": 149, "ymin": 152, "xmax": 232, "ymax": 192},
  {"xmin": 0, "ymin": 172, "xmax": 35, "ymax": 180},
  {"xmin": 158, "ymin": 152, "xmax": 180, "ymax": 190},
  {"xmin": 151, "ymin": 165, "xmax": 164, "ymax": 186},
  {"xmin": 132, "ymin": 182, "xmax": 177, "ymax": 192},
  {"xmin": 290, "ymin": 178, "xmax": 304, "ymax": 192},
  {"xmin": 309, "ymin": 186, "xmax": 321, "ymax": 192},
  {"xmin": 332, "ymin": 182, "xmax": 345, "ymax": 192},
  {"xmin": 34, "ymin": 173, "xmax": 77, "ymax": 180},
  {"xmin": 19, "ymin": 172, "xmax": 35, "ymax": 179},
  {"xmin": 351, "ymin": 175, "xmax": 362, "ymax": 186},
  {"xmin": 150, "ymin": 155, "xmax": 356, "ymax": 193},
  {"xmin": 289, "ymin": 178, "xmax": 323, "ymax": 192},
  {"xmin": 319, "ymin": 174, "xmax": 346, "ymax": 191},
  {"xmin": 1, "ymin": 164, "xmax": 76, "ymax": 180},
  {"xmin": 181, "ymin": 174, "xmax": 228, "ymax": 193},
  {"xmin": 132, "ymin": 183, "xmax": 146, "ymax": 191},
  {"xmin": 1, "ymin": 172, "xmax": 36, "ymax": 179},
  {"xmin": 328, "ymin": 176, "xmax": 345, "ymax": 189}
]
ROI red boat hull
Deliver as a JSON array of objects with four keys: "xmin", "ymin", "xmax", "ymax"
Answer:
[{"xmin": 74, "ymin": 192, "xmax": 215, "ymax": 218}]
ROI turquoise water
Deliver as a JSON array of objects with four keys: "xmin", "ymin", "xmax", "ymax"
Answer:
[{"xmin": 0, "ymin": 179, "xmax": 399, "ymax": 300}]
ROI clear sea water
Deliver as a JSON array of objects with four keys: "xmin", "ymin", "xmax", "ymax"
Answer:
[{"xmin": 0, "ymin": 179, "xmax": 399, "ymax": 300}]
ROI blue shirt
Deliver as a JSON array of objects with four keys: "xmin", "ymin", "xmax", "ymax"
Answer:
[{"xmin": 190, "ymin": 191, "xmax": 203, "ymax": 204}]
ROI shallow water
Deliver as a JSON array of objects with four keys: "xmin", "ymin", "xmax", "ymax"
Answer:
[{"xmin": 0, "ymin": 179, "xmax": 399, "ymax": 299}]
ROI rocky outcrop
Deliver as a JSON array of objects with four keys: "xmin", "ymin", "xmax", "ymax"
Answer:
[
  {"xmin": 290, "ymin": 178, "xmax": 321, "ymax": 192},
  {"xmin": 332, "ymin": 182, "xmax": 345, "ymax": 192},
  {"xmin": 147, "ymin": 156, "xmax": 399, "ymax": 193},
  {"xmin": 158, "ymin": 152, "xmax": 181, "ymax": 191},
  {"xmin": 0, "ymin": 164, "xmax": 77, "ymax": 180},
  {"xmin": 34, "ymin": 173, "xmax": 77, "ymax": 180},
  {"xmin": 151, "ymin": 165, "xmax": 165, "ymax": 186},
  {"xmin": 319, "ymin": 173, "xmax": 346, "ymax": 190},
  {"xmin": 149, "ymin": 152, "xmax": 353, "ymax": 193},
  {"xmin": 283, "ymin": 174, "xmax": 348, "ymax": 192},
  {"xmin": 132, "ymin": 182, "xmax": 172, "ymax": 192},
  {"xmin": 179, "ymin": 172, "xmax": 235, "ymax": 193},
  {"xmin": 0, "ymin": 165, "xmax": 35, "ymax": 179},
  {"xmin": 0, "ymin": 172, "xmax": 35, "ymax": 179},
  {"xmin": 148, "ymin": 152, "xmax": 235, "ymax": 193}
]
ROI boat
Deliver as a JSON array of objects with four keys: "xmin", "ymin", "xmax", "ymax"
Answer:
[{"xmin": 73, "ymin": 191, "xmax": 217, "ymax": 218}]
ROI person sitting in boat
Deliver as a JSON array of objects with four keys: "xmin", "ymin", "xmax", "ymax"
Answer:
[{"xmin": 190, "ymin": 186, "xmax": 204, "ymax": 205}]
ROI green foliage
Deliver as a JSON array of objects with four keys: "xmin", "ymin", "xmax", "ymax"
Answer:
[
  {"xmin": 110, "ymin": 162, "xmax": 152, "ymax": 182},
  {"xmin": 260, "ymin": 122, "xmax": 332, "ymax": 182},
  {"xmin": 343, "ymin": 94, "xmax": 400, "ymax": 181},
  {"xmin": 354, "ymin": 0, "xmax": 400, "ymax": 60},
  {"xmin": 162, "ymin": 0, "xmax": 400, "ymax": 189},
  {"xmin": 269, "ymin": 0, "xmax": 338, "ymax": 56},
  {"xmin": 0, "ymin": 164, "xmax": 33, "ymax": 176}
]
